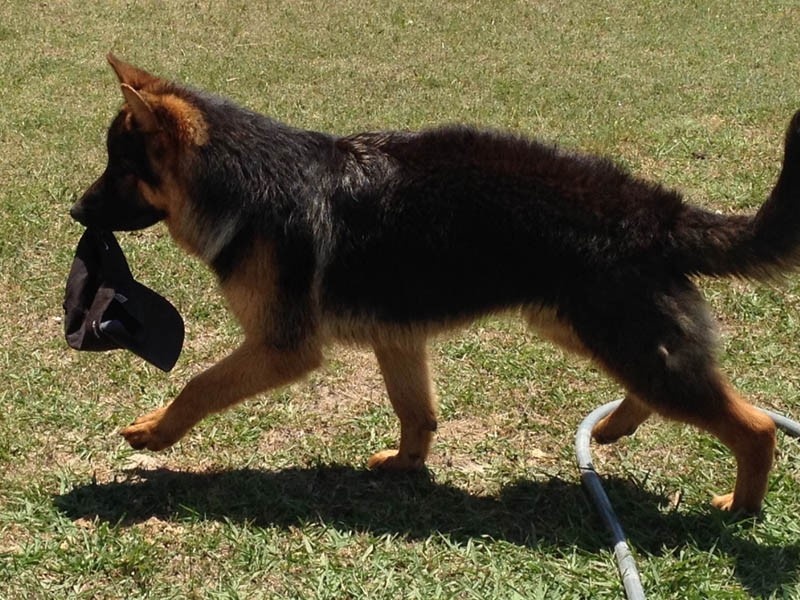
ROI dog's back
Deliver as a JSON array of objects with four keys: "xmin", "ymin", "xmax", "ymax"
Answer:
[{"xmin": 322, "ymin": 126, "xmax": 687, "ymax": 325}]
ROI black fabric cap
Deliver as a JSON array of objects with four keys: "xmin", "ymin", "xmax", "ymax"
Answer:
[{"xmin": 64, "ymin": 229, "xmax": 184, "ymax": 372}]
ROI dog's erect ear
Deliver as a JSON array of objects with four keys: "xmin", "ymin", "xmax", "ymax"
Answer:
[
  {"xmin": 121, "ymin": 83, "xmax": 160, "ymax": 133},
  {"xmin": 107, "ymin": 53, "xmax": 159, "ymax": 89},
  {"xmin": 110, "ymin": 57, "xmax": 209, "ymax": 146}
]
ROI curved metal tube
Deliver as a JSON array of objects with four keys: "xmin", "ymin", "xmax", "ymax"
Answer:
[{"xmin": 576, "ymin": 401, "xmax": 800, "ymax": 599}]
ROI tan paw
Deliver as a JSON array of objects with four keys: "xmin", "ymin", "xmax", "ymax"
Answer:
[
  {"xmin": 367, "ymin": 449, "xmax": 425, "ymax": 471},
  {"xmin": 119, "ymin": 407, "xmax": 177, "ymax": 451},
  {"xmin": 711, "ymin": 492, "xmax": 761, "ymax": 514},
  {"xmin": 591, "ymin": 416, "xmax": 635, "ymax": 445},
  {"xmin": 711, "ymin": 492, "xmax": 736, "ymax": 511}
]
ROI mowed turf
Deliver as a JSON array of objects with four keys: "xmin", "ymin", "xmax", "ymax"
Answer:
[{"xmin": 2, "ymin": 1, "xmax": 800, "ymax": 598}]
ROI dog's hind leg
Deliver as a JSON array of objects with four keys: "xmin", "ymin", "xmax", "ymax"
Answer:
[
  {"xmin": 665, "ymin": 374, "xmax": 775, "ymax": 513},
  {"xmin": 120, "ymin": 339, "xmax": 323, "ymax": 451},
  {"xmin": 592, "ymin": 393, "xmax": 653, "ymax": 444},
  {"xmin": 613, "ymin": 373, "xmax": 775, "ymax": 513},
  {"xmin": 524, "ymin": 305, "xmax": 654, "ymax": 443},
  {"xmin": 637, "ymin": 372, "xmax": 776, "ymax": 513},
  {"xmin": 576, "ymin": 280, "xmax": 776, "ymax": 513},
  {"xmin": 368, "ymin": 339, "xmax": 438, "ymax": 471}
]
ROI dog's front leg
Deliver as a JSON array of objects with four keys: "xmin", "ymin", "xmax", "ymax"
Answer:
[
  {"xmin": 120, "ymin": 340, "xmax": 322, "ymax": 451},
  {"xmin": 368, "ymin": 340, "xmax": 438, "ymax": 470}
]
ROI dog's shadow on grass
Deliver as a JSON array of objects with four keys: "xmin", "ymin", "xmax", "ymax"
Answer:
[{"xmin": 54, "ymin": 465, "xmax": 799, "ymax": 596}]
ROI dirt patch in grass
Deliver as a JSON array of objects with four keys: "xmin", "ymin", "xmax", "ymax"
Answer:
[
  {"xmin": 258, "ymin": 346, "xmax": 385, "ymax": 454},
  {"xmin": 311, "ymin": 347, "xmax": 385, "ymax": 415}
]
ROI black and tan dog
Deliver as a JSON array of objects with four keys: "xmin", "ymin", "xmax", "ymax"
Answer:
[{"xmin": 71, "ymin": 55, "xmax": 800, "ymax": 513}]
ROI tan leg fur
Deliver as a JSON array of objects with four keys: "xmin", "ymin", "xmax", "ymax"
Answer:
[
  {"xmin": 120, "ymin": 339, "xmax": 322, "ymax": 451},
  {"xmin": 592, "ymin": 394, "xmax": 653, "ymax": 444},
  {"xmin": 368, "ymin": 339, "xmax": 438, "ymax": 470}
]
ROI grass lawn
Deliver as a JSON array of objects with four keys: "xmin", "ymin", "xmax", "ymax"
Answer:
[{"xmin": 2, "ymin": 1, "xmax": 800, "ymax": 598}]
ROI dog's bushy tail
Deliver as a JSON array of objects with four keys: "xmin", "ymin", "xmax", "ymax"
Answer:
[{"xmin": 674, "ymin": 109, "xmax": 800, "ymax": 281}]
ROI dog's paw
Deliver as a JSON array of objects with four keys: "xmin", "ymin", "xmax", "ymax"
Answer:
[
  {"xmin": 711, "ymin": 491, "xmax": 761, "ymax": 515},
  {"xmin": 119, "ymin": 407, "xmax": 177, "ymax": 451},
  {"xmin": 711, "ymin": 492, "xmax": 736, "ymax": 511},
  {"xmin": 591, "ymin": 426, "xmax": 620, "ymax": 445},
  {"xmin": 367, "ymin": 449, "xmax": 425, "ymax": 471},
  {"xmin": 591, "ymin": 416, "xmax": 636, "ymax": 445}
]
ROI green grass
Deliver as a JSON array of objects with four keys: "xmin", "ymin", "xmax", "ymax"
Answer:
[{"xmin": 2, "ymin": 0, "xmax": 800, "ymax": 597}]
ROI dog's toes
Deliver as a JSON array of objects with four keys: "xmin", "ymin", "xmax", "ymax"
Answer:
[
  {"xmin": 367, "ymin": 449, "xmax": 425, "ymax": 471},
  {"xmin": 711, "ymin": 492, "xmax": 761, "ymax": 515},
  {"xmin": 592, "ymin": 416, "xmax": 640, "ymax": 445},
  {"xmin": 591, "ymin": 430, "xmax": 618, "ymax": 445},
  {"xmin": 120, "ymin": 429, "xmax": 149, "ymax": 450},
  {"xmin": 711, "ymin": 492, "xmax": 735, "ymax": 511},
  {"xmin": 592, "ymin": 419, "xmax": 627, "ymax": 444},
  {"xmin": 120, "ymin": 425, "xmax": 153, "ymax": 450},
  {"xmin": 367, "ymin": 449, "xmax": 400, "ymax": 469},
  {"xmin": 119, "ymin": 424, "xmax": 169, "ymax": 451},
  {"xmin": 591, "ymin": 416, "xmax": 619, "ymax": 444},
  {"xmin": 119, "ymin": 408, "xmax": 173, "ymax": 451}
]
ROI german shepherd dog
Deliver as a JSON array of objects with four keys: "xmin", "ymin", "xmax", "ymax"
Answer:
[{"xmin": 71, "ymin": 55, "xmax": 800, "ymax": 514}]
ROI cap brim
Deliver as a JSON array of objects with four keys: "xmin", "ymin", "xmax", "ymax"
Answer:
[
  {"xmin": 99, "ymin": 280, "xmax": 184, "ymax": 372},
  {"xmin": 64, "ymin": 229, "xmax": 184, "ymax": 372}
]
